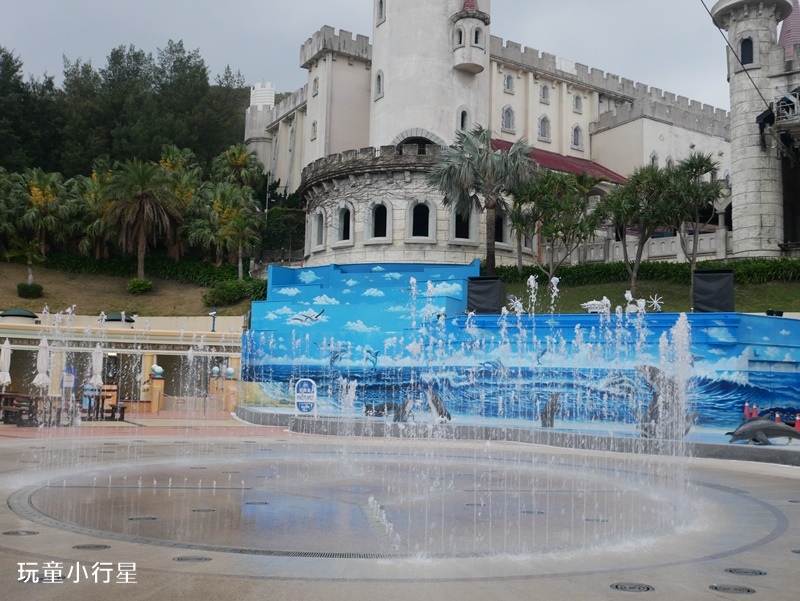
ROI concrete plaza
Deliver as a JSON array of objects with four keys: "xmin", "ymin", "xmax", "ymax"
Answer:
[{"xmin": 0, "ymin": 413, "xmax": 798, "ymax": 601}]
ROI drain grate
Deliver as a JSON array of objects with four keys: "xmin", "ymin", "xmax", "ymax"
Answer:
[
  {"xmin": 789, "ymin": 499, "xmax": 800, "ymax": 504},
  {"xmin": 709, "ymin": 585, "xmax": 756, "ymax": 595},
  {"xmin": 3, "ymin": 530, "xmax": 39, "ymax": 536},
  {"xmin": 73, "ymin": 544, "xmax": 111, "ymax": 550},
  {"xmin": 173, "ymin": 556, "xmax": 212, "ymax": 563},
  {"xmin": 610, "ymin": 582, "xmax": 654, "ymax": 592},
  {"xmin": 192, "ymin": 509, "xmax": 216, "ymax": 513},
  {"xmin": 189, "ymin": 467, "xmax": 207, "ymax": 470},
  {"xmin": 584, "ymin": 517, "xmax": 609, "ymax": 523},
  {"xmin": 725, "ymin": 568, "xmax": 767, "ymax": 577},
  {"xmin": 521, "ymin": 510, "xmax": 546, "ymax": 515},
  {"xmin": 245, "ymin": 501, "xmax": 270, "ymax": 506},
  {"xmin": 128, "ymin": 516, "xmax": 157, "ymax": 521}
]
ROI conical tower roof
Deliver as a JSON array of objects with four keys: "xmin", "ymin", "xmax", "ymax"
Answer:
[
  {"xmin": 779, "ymin": 0, "xmax": 800, "ymax": 57},
  {"xmin": 462, "ymin": 0, "xmax": 479, "ymax": 9}
]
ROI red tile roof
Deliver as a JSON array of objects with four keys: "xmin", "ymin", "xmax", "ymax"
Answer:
[{"xmin": 491, "ymin": 139, "xmax": 627, "ymax": 183}]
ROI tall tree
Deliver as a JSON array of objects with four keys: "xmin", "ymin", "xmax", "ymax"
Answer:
[
  {"xmin": 513, "ymin": 170, "xmax": 606, "ymax": 283},
  {"xmin": 103, "ymin": 159, "xmax": 184, "ymax": 279},
  {"xmin": 596, "ymin": 165, "xmax": 673, "ymax": 296},
  {"xmin": 14, "ymin": 168, "xmax": 74, "ymax": 258},
  {"xmin": 664, "ymin": 153, "xmax": 726, "ymax": 303},
  {"xmin": 428, "ymin": 126, "xmax": 535, "ymax": 275},
  {"xmin": 211, "ymin": 143, "xmax": 265, "ymax": 189}
]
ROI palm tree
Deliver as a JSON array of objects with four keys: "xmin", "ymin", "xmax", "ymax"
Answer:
[
  {"xmin": 513, "ymin": 170, "xmax": 606, "ymax": 283},
  {"xmin": 103, "ymin": 159, "xmax": 184, "ymax": 279},
  {"xmin": 211, "ymin": 143, "xmax": 265, "ymax": 189},
  {"xmin": 220, "ymin": 210, "xmax": 263, "ymax": 280},
  {"xmin": 14, "ymin": 168, "xmax": 73, "ymax": 258},
  {"xmin": 596, "ymin": 165, "xmax": 672, "ymax": 296},
  {"xmin": 664, "ymin": 153, "xmax": 726, "ymax": 303},
  {"xmin": 428, "ymin": 126, "xmax": 535, "ymax": 275}
]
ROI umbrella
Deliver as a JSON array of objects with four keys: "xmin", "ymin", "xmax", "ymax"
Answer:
[
  {"xmin": 32, "ymin": 338, "xmax": 50, "ymax": 389},
  {"xmin": 0, "ymin": 339, "xmax": 11, "ymax": 390},
  {"xmin": 89, "ymin": 343, "xmax": 104, "ymax": 387}
]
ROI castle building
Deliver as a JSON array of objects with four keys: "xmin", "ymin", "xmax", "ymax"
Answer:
[{"xmin": 245, "ymin": 0, "xmax": 800, "ymax": 268}]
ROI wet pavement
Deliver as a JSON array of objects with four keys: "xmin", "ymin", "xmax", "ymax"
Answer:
[{"xmin": 0, "ymin": 414, "xmax": 798, "ymax": 600}]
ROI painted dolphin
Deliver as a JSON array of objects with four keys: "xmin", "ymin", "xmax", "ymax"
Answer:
[
  {"xmin": 726, "ymin": 418, "xmax": 800, "ymax": 445},
  {"xmin": 539, "ymin": 392, "xmax": 561, "ymax": 428},
  {"xmin": 393, "ymin": 398, "xmax": 414, "ymax": 423},
  {"xmin": 425, "ymin": 388, "xmax": 451, "ymax": 422},
  {"xmin": 364, "ymin": 401, "xmax": 398, "ymax": 417},
  {"xmin": 635, "ymin": 365, "xmax": 695, "ymax": 438}
]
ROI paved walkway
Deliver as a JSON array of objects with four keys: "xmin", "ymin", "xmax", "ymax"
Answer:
[{"xmin": 0, "ymin": 415, "xmax": 798, "ymax": 600}]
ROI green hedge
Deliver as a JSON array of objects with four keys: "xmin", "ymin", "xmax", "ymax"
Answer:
[
  {"xmin": 494, "ymin": 258, "xmax": 800, "ymax": 287},
  {"xmin": 17, "ymin": 282, "xmax": 43, "ymax": 298}
]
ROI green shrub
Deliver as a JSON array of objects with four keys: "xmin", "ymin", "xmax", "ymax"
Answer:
[
  {"xmin": 202, "ymin": 279, "xmax": 247, "ymax": 306},
  {"xmin": 127, "ymin": 278, "xmax": 154, "ymax": 294},
  {"xmin": 17, "ymin": 282, "xmax": 43, "ymax": 298},
  {"xmin": 243, "ymin": 278, "xmax": 267, "ymax": 302}
]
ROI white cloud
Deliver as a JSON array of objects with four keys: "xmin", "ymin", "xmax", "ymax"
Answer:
[
  {"xmin": 345, "ymin": 320, "xmax": 380, "ymax": 333},
  {"xmin": 363, "ymin": 288, "xmax": 385, "ymax": 297},
  {"xmin": 277, "ymin": 287, "xmax": 301, "ymax": 297},
  {"xmin": 345, "ymin": 279, "xmax": 359, "ymax": 287},
  {"xmin": 428, "ymin": 282, "xmax": 462, "ymax": 297},
  {"xmin": 298, "ymin": 270, "xmax": 321, "ymax": 284},
  {"xmin": 274, "ymin": 306, "xmax": 295, "ymax": 315},
  {"xmin": 371, "ymin": 266, "xmax": 385, "ymax": 272},
  {"xmin": 387, "ymin": 305, "xmax": 407, "ymax": 312},
  {"xmin": 313, "ymin": 295, "xmax": 340, "ymax": 305},
  {"xmin": 384, "ymin": 272, "xmax": 402, "ymax": 280}
]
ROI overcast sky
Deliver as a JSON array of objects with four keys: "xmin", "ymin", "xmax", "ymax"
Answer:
[{"xmin": 2, "ymin": 0, "xmax": 736, "ymax": 111}]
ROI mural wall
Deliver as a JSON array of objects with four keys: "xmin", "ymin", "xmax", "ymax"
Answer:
[{"xmin": 241, "ymin": 262, "xmax": 800, "ymax": 430}]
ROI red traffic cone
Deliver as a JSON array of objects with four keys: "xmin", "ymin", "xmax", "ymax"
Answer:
[
  {"xmin": 752, "ymin": 404, "xmax": 759, "ymax": 419},
  {"xmin": 795, "ymin": 414, "xmax": 800, "ymax": 432},
  {"xmin": 775, "ymin": 412, "xmax": 782, "ymax": 423},
  {"xmin": 744, "ymin": 402, "xmax": 751, "ymax": 419}
]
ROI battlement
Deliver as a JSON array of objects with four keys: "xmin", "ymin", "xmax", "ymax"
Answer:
[
  {"xmin": 261, "ymin": 86, "xmax": 308, "ymax": 130},
  {"xmin": 300, "ymin": 26, "xmax": 372, "ymax": 70},
  {"xmin": 490, "ymin": 35, "xmax": 730, "ymax": 119},
  {"xmin": 300, "ymin": 145, "xmax": 443, "ymax": 196},
  {"xmin": 591, "ymin": 99, "xmax": 730, "ymax": 140}
]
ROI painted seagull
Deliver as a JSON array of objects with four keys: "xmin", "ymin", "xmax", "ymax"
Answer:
[{"xmin": 290, "ymin": 309, "xmax": 325, "ymax": 323}]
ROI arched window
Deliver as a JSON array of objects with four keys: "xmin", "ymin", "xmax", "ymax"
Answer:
[
  {"xmin": 540, "ymin": 84, "xmax": 550, "ymax": 104},
  {"xmin": 454, "ymin": 212, "xmax": 470, "ymax": 240},
  {"xmin": 377, "ymin": 0, "xmax": 386, "ymax": 24},
  {"xmin": 666, "ymin": 156, "xmax": 674, "ymax": 169},
  {"xmin": 571, "ymin": 125, "xmax": 583, "ymax": 149},
  {"xmin": 412, "ymin": 203, "xmax": 429, "ymax": 237},
  {"xmin": 573, "ymin": 94, "xmax": 582, "ymax": 113},
  {"xmin": 373, "ymin": 204, "xmax": 387, "ymax": 238},
  {"xmin": 314, "ymin": 212, "xmax": 324, "ymax": 247},
  {"xmin": 473, "ymin": 27, "xmax": 483, "ymax": 47},
  {"xmin": 502, "ymin": 106, "xmax": 515, "ymax": 133},
  {"xmin": 741, "ymin": 38, "xmax": 754, "ymax": 65},
  {"xmin": 338, "ymin": 207, "xmax": 351, "ymax": 242},
  {"xmin": 649, "ymin": 152, "xmax": 659, "ymax": 167},
  {"xmin": 455, "ymin": 27, "xmax": 465, "ymax": 47},
  {"xmin": 504, "ymin": 74, "xmax": 514, "ymax": 94},
  {"xmin": 375, "ymin": 71, "xmax": 384, "ymax": 100},
  {"xmin": 459, "ymin": 109, "xmax": 469, "ymax": 131},
  {"xmin": 494, "ymin": 215, "xmax": 505, "ymax": 244},
  {"xmin": 538, "ymin": 115, "xmax": 551, "ymax": 141}
]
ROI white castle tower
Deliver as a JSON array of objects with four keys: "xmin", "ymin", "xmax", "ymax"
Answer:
[
  {"xmin": 369, "ymin": 0, "xmax": 491, "ymax": 148},
  {"xmin": 711, "ymin": 0, "xmax": 794, "ymax": 257}
]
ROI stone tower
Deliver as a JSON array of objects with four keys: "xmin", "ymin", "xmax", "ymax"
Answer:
[
  {"xmin": 711, "ymin": 0, "xmax": 794, "ymax": 257},
  {"xmin": 369, "ymin": 0, "xmax": 491, "ymax": 148}
]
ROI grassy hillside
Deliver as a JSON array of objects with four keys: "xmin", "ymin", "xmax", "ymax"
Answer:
[{"xmin": 0, "ymin": 263, "xmax": 251, "ymax": 317}]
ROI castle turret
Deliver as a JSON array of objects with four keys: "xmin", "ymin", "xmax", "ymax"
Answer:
[
  {"xmin": 711, "ymin": 0, "xmax": 794, "ymax": 257},
  {"xmin": 369, "ymin": 0, "xmax": 491, "ymax": 149}
]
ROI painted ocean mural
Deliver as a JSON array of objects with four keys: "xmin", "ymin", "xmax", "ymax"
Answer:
[{"xmin": 241, "ymin": 261, "xmax": 800, "ymax": 430}]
